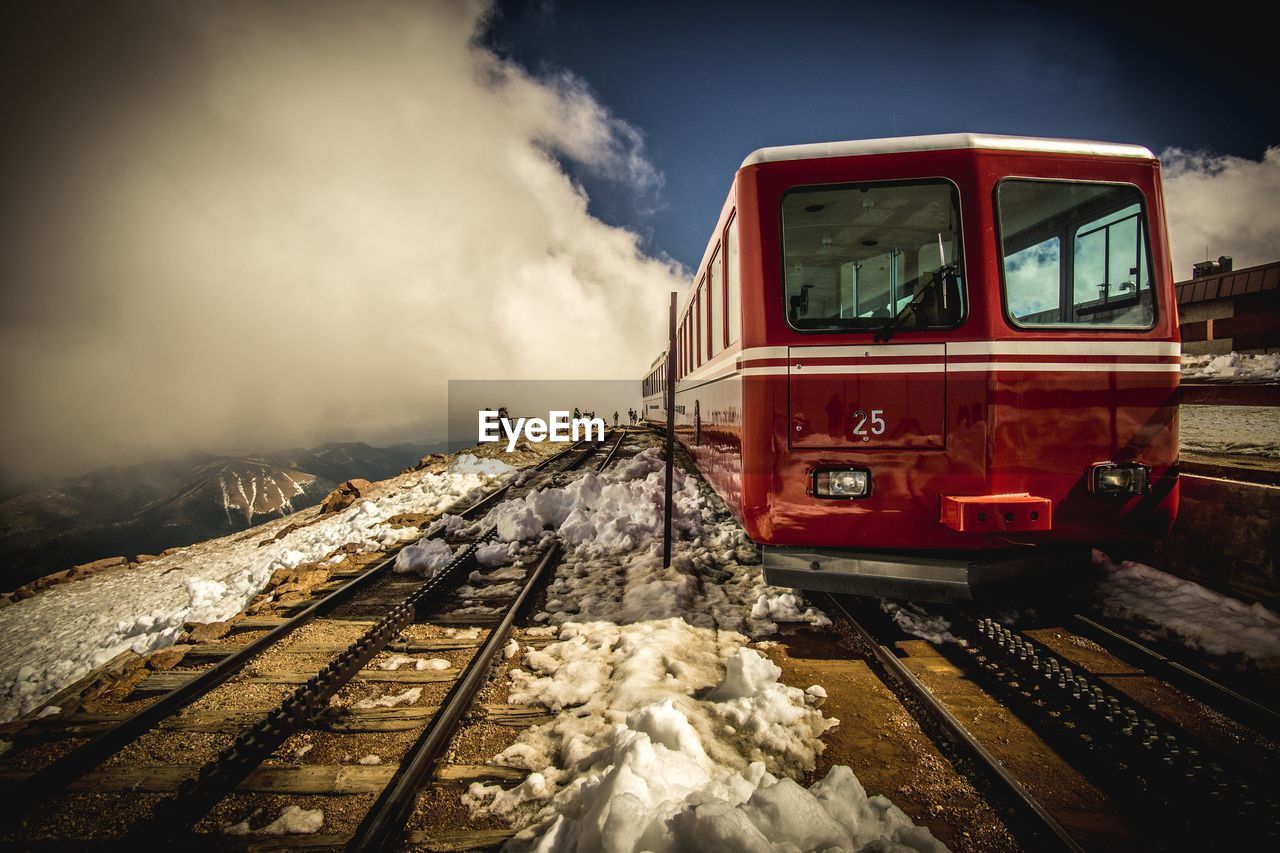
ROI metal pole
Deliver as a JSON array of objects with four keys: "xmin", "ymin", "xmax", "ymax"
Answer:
[{"xmin": 662, "ymin": 291, "xmax": 677, "ymax": 568}]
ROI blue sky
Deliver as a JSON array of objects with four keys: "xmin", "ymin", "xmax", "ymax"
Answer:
[{"xmin": 483, "ymin": 0, "xmax": 1277, "ymax": 270}]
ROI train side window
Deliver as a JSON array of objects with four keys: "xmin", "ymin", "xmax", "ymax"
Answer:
[
  {"xmin": 726, "ymin": 216, "xmax": 740, "ymax": 345},
  {"xmin": 683, "ymin": 320, "xmax": 689, "ymax": 375},
  {"xmin": 709, "ymin": 246, "xmax": 722, "ymax": 357},
  {"xmin": 998, "ymin": 180, "xmax": 1155, "ymax": 328},
  {"xmin": 676, "ymin": 326, "xmax": 682, "ymax": 379},
  {"xmin": 695, "ymin": 286, "xmax": 703, "ymax": 366}
]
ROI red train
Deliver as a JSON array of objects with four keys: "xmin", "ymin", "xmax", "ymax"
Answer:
[{"xmin": 642, "ymin": 133, "xmax": 1180, "ymax": 600}]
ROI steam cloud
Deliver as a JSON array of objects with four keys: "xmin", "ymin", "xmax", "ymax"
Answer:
[
  {"xmin": 1161, "ymin": 146, "xmax": 1280, "ymax": 280},
  {"xmin": 0, "ymin": 1, "xmax": 683, "ymax": 484}
]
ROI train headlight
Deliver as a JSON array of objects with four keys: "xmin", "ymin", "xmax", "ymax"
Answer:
[
  {"xmin": 813, "ymin": 469, "xmax": 871, "ymax": 499},
  {"xmin": 1090, "ymin": 462, "xmax": 1150, "ymax": 496}
]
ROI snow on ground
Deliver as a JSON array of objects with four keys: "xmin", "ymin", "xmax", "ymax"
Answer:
[
  {"xmin": 1182, "ymin": 352, "xmax": 1280, "ymax": 382},
  {"xmin": 880, "ymin": 601, "xmax": 957, "ymax": 645},
  {"xmin": 1093, "ymin": 551, "xmax": 1280, "ymax": 668},
  {"xmin": 462, "ymin": 446, "xmax": 943, "ymax": 852},
  {"xmin": 1180, "ymin": 405, "xmax": 1280, "ymax": 458},
  {"xmin": 353, "ymin": 686, "xmax": 423, "ymax": 710},
  {"xmin": 0, "ymin": 454, "xmax": 514, "ymax": 723},
  {"xmin": 223, "ymin": 805, "xmax": 324, "ymax": 835}
]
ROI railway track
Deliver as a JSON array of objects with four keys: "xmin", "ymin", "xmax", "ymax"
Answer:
[
  {"xmin": 1, "ymin": 430, "xmax": 633, "ymax": 846},
  {"xmin": 824, "ymin": 594, "xmax": 1280, "ymax": 850},
  {"xmin": 822, "ymin": 595, "xmax": 1083, "ymax": 852}
]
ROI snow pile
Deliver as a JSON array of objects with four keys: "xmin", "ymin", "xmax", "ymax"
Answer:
[
  {"xmin": 0, "ymin": 453, "xmax": 514, "ymax": 722},
  {"xmin": 393, "ymin": 537, "xmax": 454, "ymax": 576},
  {"xmin": 466, "ymin": 619, "xmax": 941, "ymax": 852},
  {"xmin": 454, "ymin": 444, "xmax": 941, "ymax": 851},
  {"xmin": 475, "ymin": 448, "xmax": 826, "ymax": 636},
  {"xmin": 224, "ymin": 805, "xmax": 324, "ymax": 836},
  {"xmin": 881, "ymin": 601, "xmax": 958, "ymax": 645},
  {"xmin": 357, "ymin": 754, "xmax": 382, "ymax": 766},
  {"xmin": 1182, "ymin": 352, "xmax": 1280, "ymax": 382},
  {"xmin": 751, "ymin": 593, "xmax": 832, "ymax": 629},
  {"xmin": 1093, "ymin": 552, "xmax": 1280, "ymax": 667}
]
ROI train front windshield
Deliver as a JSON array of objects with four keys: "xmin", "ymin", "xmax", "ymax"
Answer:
[{"xmin": 781, "ymin": 180, "xmax": 964, "ymax": 331}]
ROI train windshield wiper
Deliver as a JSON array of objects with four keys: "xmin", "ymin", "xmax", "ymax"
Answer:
[
  {"xmin": 873, "ymin": 265, "xmax": 955, "ymax": 343},
  {"xmin": 874, "ymin": 233, "xmax": 956, "ymax": 343}
]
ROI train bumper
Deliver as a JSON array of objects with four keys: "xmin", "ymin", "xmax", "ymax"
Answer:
[
  {"xmin": 762, "ymin": 545, "xmax": 1088, "ymax": 603},
  {"xmin": 939, "ymin": 493, "xmax": 1052, "ymax": 533}
]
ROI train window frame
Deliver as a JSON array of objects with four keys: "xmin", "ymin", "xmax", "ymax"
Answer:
[
  {"xmin": 994, "ymin": 177, "xmax": 1158, "ymax": 332},
  {"xmin": 778, "ymin": 177, "xmax": 968, "ymax": 335},
  {"xmin": 725, "ymin": 212, "xmax": 741, "ymax": 346}
]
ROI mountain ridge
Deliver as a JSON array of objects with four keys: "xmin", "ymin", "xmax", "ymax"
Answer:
[{"xmin": 0, "ymin": 440, "xmax": 444, "ymax": 590}]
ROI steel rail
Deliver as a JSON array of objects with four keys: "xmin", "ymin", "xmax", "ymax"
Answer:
[
  {"xmin": 562, "ymin": 432, "xmax": 609, "ymax": 471},
  {"xmin": 1068, "ymin": 611, "xmax": 1280, "ymax": 744},
  {"xmin": 348, "ymin": 540, "xmax": 563, "ymax": 851},
  {"xmin": 596, "ymin": 429, "xmax": 627, "ymax": 472},
  {"xmin": 823, "ymin": 594, "xmax": 1083, "ymax": 853}
]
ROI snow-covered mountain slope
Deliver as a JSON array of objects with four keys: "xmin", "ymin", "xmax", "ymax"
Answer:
[{"xmin": 0, "ymin": 453, "xmax": 514, "ymax": 722}]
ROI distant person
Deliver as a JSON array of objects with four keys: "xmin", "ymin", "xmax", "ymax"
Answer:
[
  {"xmin": 613, "ymin": 410, "xmax": 619, "ymax": 427},
  {"xmin": 573, "ymin": 407, "xmax": 581, "ymax": 420}
]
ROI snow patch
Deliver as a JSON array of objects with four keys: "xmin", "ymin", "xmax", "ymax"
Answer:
[
  {"xmin": 880, "ymin": 601, "xmax": 958, "ymax": 645},
  {"xmin": 352, "ymin": 686, "xmax": 423, "ymax": 710},
  {"xmin": 224, "ymin": 805, "xmax": 324, "ymax": 836},
  {"xmin": 1093, "ymin": 551, "xmax": 1280, "ymax": 667}
]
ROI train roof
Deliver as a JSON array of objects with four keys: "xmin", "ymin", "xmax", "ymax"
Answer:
[{"xmin": 741, "ymin": 133, "xmax": 1156, "ymax": 168}]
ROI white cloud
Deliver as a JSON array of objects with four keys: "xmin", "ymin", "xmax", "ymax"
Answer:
[
  {"xmin": 1161, "ymin": 146, "xmax": 1280, "ymax": 281},
  {"xmin": 0, "ymin": 1, "xmax": 684, "ymax": 481}
]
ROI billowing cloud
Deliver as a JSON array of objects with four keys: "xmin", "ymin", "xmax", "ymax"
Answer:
[
  {"xmin": 0, "ymin": 1, "xmax": 684, "ymax": 484},
  {"xmin": 1161, "ymin": 146, "xmax": 1280, "ymax": 281}
]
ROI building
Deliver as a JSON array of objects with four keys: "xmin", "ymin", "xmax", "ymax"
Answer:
[{"xmin": 1176, "ymin": 260, "xmax": 1280, "ymax": 355}]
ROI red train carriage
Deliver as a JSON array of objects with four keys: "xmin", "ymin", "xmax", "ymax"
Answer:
[{"xmin": 642, "ymin": 133, "xmax": 1179, "ymax": 600}]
